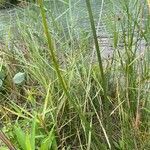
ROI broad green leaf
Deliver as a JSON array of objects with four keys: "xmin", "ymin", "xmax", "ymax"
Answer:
[
  {"xmin": 14, "ymin": 125, "xmax": 26, "ymax": 150},
  {"xmin": 40, "ymin": 125, "xmax": 57, "ymax": 150},
  {"xmin": 13, "ymin": 72, "xmax": 25, "ymax": 84},
  {"xmin": 25, "ymin": 133, "xmax": 32, "ymax": 150},
  {"xmin": 30, "ymin": 118, "xmax": 36, "ymax": 150}
]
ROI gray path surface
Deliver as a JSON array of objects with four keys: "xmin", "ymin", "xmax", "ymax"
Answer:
[
  {"xmin": 0, "ymin": 8, "xmax": 16, "ymax": 37},
  {"xmin": 0, "ymin": 1, "xmax": 147, "ymax": 59}
]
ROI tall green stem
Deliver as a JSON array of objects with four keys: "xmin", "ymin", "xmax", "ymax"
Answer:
[{"xmin": 85, "ymin": 0, "xmax": 108, "ymax": 106}]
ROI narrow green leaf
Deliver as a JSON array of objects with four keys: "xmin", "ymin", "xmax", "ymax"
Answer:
[{"xmin": 0, "ymin": 79, "xmax": 3, "ymax": 87}]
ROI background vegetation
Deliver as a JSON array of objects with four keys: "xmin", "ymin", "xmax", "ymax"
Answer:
[{"xmin": 0, "ymin": 0, "xmax": 150, "ymax": 149}]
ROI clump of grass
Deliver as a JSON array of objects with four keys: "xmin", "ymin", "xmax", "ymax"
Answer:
[{"xmin": 0, "ymin": 0, "xmax": 150, "ymax": 149}]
